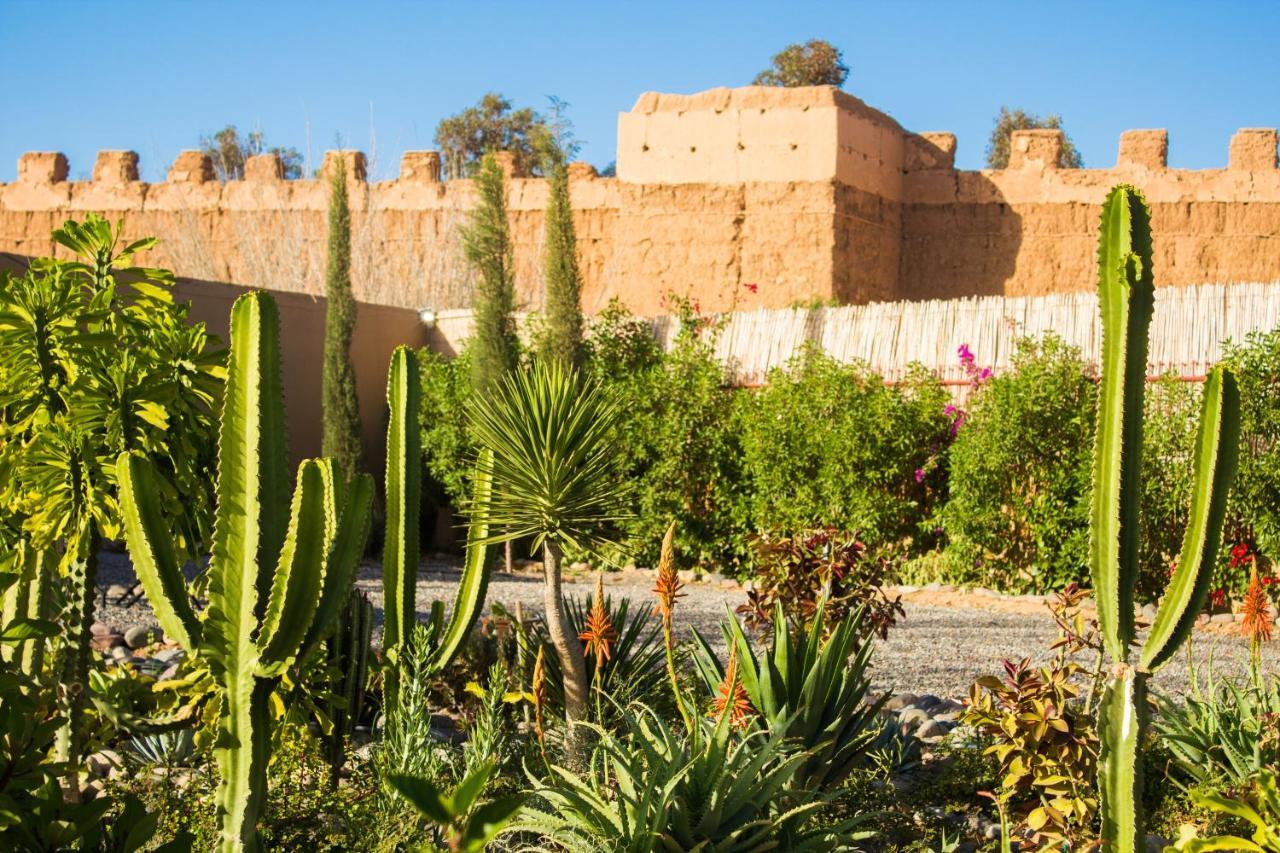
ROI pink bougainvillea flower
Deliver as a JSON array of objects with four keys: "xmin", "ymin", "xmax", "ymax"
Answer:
[
  {"xmin": 743, "ymin": 282, "xmax": 759, "ymax": 294},
  {"xmin": 1210, "ymin": 588, "xmax": 1227, "ymax": 609},
  {"xmin": 914, "ymin": 468, "xmax": 925, "ymax": 483}
]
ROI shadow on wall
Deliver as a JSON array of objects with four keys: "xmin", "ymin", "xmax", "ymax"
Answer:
[
  {"xmin": 0, "ymin": 253, "xmax": 429, "ymax": 475},
  {"xmin": 897, "ymin": 171, "xmax": 1023, "ymax": 302}
]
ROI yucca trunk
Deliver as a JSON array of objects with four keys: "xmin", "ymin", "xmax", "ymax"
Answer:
[{"xmin": 542, "ymin": 539, "xmax": 589, "ymax": 743}]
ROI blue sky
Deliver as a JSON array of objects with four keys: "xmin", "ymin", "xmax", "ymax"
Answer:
[{"xmin": 1, "ymin": 1, "xmax": 1276, "ymax": 182}]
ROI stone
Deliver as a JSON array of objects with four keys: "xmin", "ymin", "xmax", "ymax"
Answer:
[
  {"xmin": 1117, "ymin": 130, "xmax": 1168, "ymax": 170},
  {"xmin": 1211, "ymin": 613, "xmax": 1236, "ymax": 624},
  {"xmin": 110, "ymin": 645, "xmax": 133, "ymax": 661},
  {"xmin": 911, "ymin": 694, "xmax": 943, "ymax": 712},
  {"xmin": 400, "ymin": 151, "xmax": 442, "ymax": 183},
  {"xmin": 92, "ymin": 633, "xmax": 126, "ymax": 652},
  {"xmin": 1140, "ymin": 603, "xmax": 1158, "ymax": 621},
  {"xmin": 244, "ymin": 153, "xmax": 283, "ymax": 182},
  {"xmin": 321, "ymin": 150, "xmax": 368, "ymax": 183},
  {"xmin": 897, "ymin": 708, "xmax": 931, "ymax": 732},
  {"xmin": 1145, "ymin": 835, "xmax": 1171, "ymax": 853},
  {"xmin": 86, "ymin": 749, "xmax": 122, "ymax": 779},
  {"xmin": 916, "ymin": 720, "xmax": 949, "ymax": 739},
  {"xmin": 884, "ymin": 693, "xmax": 919, "ymax": 712},
  {"xmin": 1008, "ymin": 129, "xmax": 1064, "ymax": 170},
  {"xmin": 153, "ymin": 648, "xmax": 185, "ymax": 664},
  {"xmin": 125, "ymin": 625, "xmax": 160, "ymax": 649},
  {"xmin": 89, "ymin": 621, "xmax": 113, "ymax": 638},
  {"xmin": 106, "ymin": 583, "xmax": 130, "ymax": 600}
]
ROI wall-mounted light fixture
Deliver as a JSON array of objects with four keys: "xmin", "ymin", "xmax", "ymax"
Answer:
[{"xmin": 418, "ymin": 307, "xmax": 437, "ymax": 328}]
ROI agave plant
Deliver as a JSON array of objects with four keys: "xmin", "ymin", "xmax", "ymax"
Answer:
[
  {"xmin": 118, "ymin": 291, "xmax": 373, "ymax": 851},
  {"xmin": 692, "ymin": 599, "xmax": 884, "ymax": 791},
  {"xmin": 513, "ymin": 703, "xmax": 871, "ymax": 852},
  {"xmin": 466, "ymin": 360, "xmax": 628, "ymax": 750},
  {"xmin": 1088, "ymin": 185, "xmax": 1242, "ymax": 851}
]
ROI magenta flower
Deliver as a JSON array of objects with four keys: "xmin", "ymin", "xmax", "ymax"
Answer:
[{"xmin": 914, "ymin": 467, "xmax": 925, "ymax": 483}]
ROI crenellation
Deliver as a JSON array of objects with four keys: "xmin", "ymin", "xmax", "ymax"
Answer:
[
  {"xmin": 1229, "ymin": 128, "xmax": 1279, "ymax": 170},
  {"xmin": 92, "ymin": 150, "xmax": 140, "ymax": 184},
  {"xmin": 19, "ymin": 152, "xmax": 69, "ymax": 183},
  {"xmin": 1007, "ymin": 129, "xmax": 1064, "ymax": 171},
  {"xmin": 4, "ymin": 87, "xmax": 1280, "ymax": 314},
  {"xmin": 1117, "ymin": 130, "xmax": 1168, "ymax": 170}
]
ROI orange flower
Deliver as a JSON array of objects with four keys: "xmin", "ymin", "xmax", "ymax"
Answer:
[
  {"xmin": 531, "ymin": 644, "xmax": 547, "ymax": 744},
  {"xmin": 712, "ymin": 647, "xmax": 755, "ymax": 729},
  {"xmin": 579, "ymin": 573, "xmax": 618, "ymax": 664},
  {"xmin": 652, "ymin": 521, "xmax": 685, "ymax": 623},
  {"xmin": 1243, "ymin": 559, "xmax": 1273, "ymax": 645}
]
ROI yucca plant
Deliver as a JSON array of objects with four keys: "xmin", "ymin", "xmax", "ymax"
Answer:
[
  {"xmin": 1088, "ymin": 185, "xmax": 1242, "ymax": 852},
  {"xmin": 466, "ymin": 359, "xmax": 628, "ymax": 751},
  {"xmin": 381, "ymin": 346, "xmax": 493, "ymax": 714},
  {"xmin": 117, "ymin": 291, "xmax": 374, "ymax": 852},
  {"xmin": 692, "ymin": 599, "xmax": 884, "ymax": 791}
]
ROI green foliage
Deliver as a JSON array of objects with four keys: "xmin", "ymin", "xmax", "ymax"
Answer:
[
  {"xmin": 537, "ymin": 161, "xmax": 585, "ymax": 369},
  {"xmin": 434, "ymin": 92, "xmax": 564, "ymax": 180},
  {"xmin": 591, "ymin": 306, "xmax": 743, "ymax": 568},
  {"xmin": 1223, "ymin": 328, "xmax": 1280, "ymax": 562},
  {"xmin": 737, "ymin": 348, "xmax": 950, "ymax": 555},
  {"xmin": 417, "ymin": 348, "xmax": 475, "ymax": 507},
  {"xmin": 942, "ymin": 334, "xmax": 1096, "ymax": 592},
  {"xmin": 514, "ymin": 705, "xmax": 871, "ymax": 851},
  {"xmin": 1156, "ymin": 668, "xmax": 1280, "ymax": 790},
  {"xmin": 117, "ymin": 291, "xmax": 374, "ymax": 851},
  {"xmin": 692, "ymin": 601, "xmax": 883, "ymax": 791},
  {"xmin": 321, "ymin": 156, "xmax": 364, "ymax": 484},
  {"xmin": 388, "ymin": 759, "xmax": 522, "ymax": 853},
  {"xmin": 984, "ymin": 106, "xmax": 1084, "ymax": 169},
  {"xmin": 462, "ymin": 153, "xmax": 520, "ymax": 397},
  {"xmin": 1139, "ymin": 377, "xmax": 1202, "ymax": 599},
  {"xmin": 321, "ymin": 589, "xmax": 373, "ymax": 784},
  {"xmin": 198, "ymin": 125, "xmax": 303, "ymax": 180},
  {"xmin": 753, "ymin": 39, "xmax": 849, "ymax": 87},
  {"xmin": 736, "ymin": 527, "xmax": 903, "ymax": 640},
  {"xmin": 1088, "ymin": 185, "xmax": 1242, "ymax": 853},
  {"xmin": 1174, "ymin": 770, "xmax": 1280, "ymax": 852}
]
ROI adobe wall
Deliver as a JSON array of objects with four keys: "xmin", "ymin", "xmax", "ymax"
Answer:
[{"xmin": 2, "ymin": 86, "xmax": 1279, "ymax": 321}]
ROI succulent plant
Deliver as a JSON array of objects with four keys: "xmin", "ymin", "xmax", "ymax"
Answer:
[
  {"xmin": 323, "ymin": 589, "xmax": 373, "ymax": 784},
  {"xmin": 118, "ymin": 291, "xmax": 374, "ymax": 852},
  {"xmin": 1088, "ymin": 185, "xmax": 1241, "ymax": 851}
]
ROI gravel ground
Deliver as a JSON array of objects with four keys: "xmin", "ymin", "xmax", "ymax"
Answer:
[{"xmin": 95, "ymin": 550, "xmax": 1275, "ymax": 700}]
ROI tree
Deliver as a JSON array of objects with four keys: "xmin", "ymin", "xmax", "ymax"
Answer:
[
  {"xmin": 466, "ymin": 362, "xmax": 627, "ymax": 755},
  {"xmin": 435, "ymin": 93, "xmax": 560, "ymax": 180},
  {"xmin": 985, "ymin": 107, "xmax": 1084, "ymax": 169},
  {"xmin": 321, "ymin": 157, "xmax": 364, "ymax": 483},
  {"xmin": 198, "ymin": 125, "xmax": 304, "ymax": 180},
  {"xmin": 753, "ymin": 39, "xmax": 849, "ymax": 88},
  {"xmin": 462, "ymin": 153, "xmax": 520, "ymax": 394},
  {"xmin": 537, "ymin": 161, "xmax": 585, "ymax": 369}
]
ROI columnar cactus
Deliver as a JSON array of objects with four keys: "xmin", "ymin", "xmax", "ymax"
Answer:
[
  {"xmin": 1090, "ymin": 185, "xmax": 1242, "ymax": 851},
  {"xmin": 117, "ymin": 292, "xmax": 374, "ymax": 852},
  {"xmin": 380, "ymin": 346, "xmax": 492, "ymax": 713},
  {"xmin": 323, "ymin": 589, "xmax": 373, "ymax": 784}
]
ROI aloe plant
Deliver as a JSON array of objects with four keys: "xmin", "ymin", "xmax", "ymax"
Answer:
[
  {"xmin": 381, "ymin": 346, "xmax": 493, "ymax": 714},
  {"xmin": 1089, "ymin": 185, "xmax": 1242, "ymax": 852},
  {"xmin": 118, "ymin": 291, "xmax": 374, "ymax": 852}
]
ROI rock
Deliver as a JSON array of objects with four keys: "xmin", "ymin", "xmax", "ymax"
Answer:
[
  {"xmin": 917, "ymin": 720, "xmax": 949, "ymax": 739},
  {"xmin": 1140, "ymin": 603, "xmax": 1158, "ymax": 621},
  {"xmin": 109, "ymin": 645, "xmax": 133, "ymax": 661},
  {"xmin": 153, "ymin": 648, "xmax": 185, "ymax": 664},
  {"xmin": 1211, "ymin": 613, "xmax": 1235, "ymax": 624},
  {"xmin": 159, "ymin": 663, "xmax": 180, "ymax": 681},
  {"xmin": 91, "ymin": 633, "xmax": 125, "ymax": 652},
  {"xmin": 80, "ymin": 780, "xmax": 105, "ymax": 801},
  {"xmin": 912, "ymin": 694, "xmax": 943, "ymax": 712},
  {"xmin": 86, "ymin": 749, "xmax": 122, "ymax": 779},
  {"xmin": 90, "ymin": 621, "xmax": 113, "ymax": 638},
  {"xmin": 125, "ymin": 624, "xmax": 160, "ymax": 649},
  {"xmin": 897, "ymin": 708, "xmax": 931, "ymax": 732},
  {"xmin": 884, "ymin": 693, "xmax": 918, "ymax": 712},
  {"xmin": 106, "ymin": 583, "xmax": 130, "ymax": 600},
  {"xmin": 1145, "ymin": 835, "xmax": 1170, "ymax": 853},
  {"xmin": 981, "ymin": 821, "xmax": 1003, "ymax": 840}
]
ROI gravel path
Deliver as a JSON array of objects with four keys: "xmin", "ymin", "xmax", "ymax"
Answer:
[{"xmin": 96, "ymin": 551, "xmax": 1274, "ymax": 700}]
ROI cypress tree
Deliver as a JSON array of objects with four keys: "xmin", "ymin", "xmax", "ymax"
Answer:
[
  {"xmin": 538, "ymin": 162, "xmax": 585, "ymax": 369},
  {"xmin": 321, "ymin": 155, "xmax": 364, "ymax": 482},
  {"xmin": 462, "ymin": 153, "xmax": 519, "ymax": 393}
]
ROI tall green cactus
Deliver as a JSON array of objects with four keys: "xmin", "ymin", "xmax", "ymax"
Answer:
[
  {"xmin": 381, "ymin": 346, "xmax": 493, "ymax": 713},
  {"xmin": 1090, "ymin": 185, "xmax": 1242, "ymax": 851},
  {"xmin": 323, "ymin": 589, "xmax": 373, "ymax": 785},
  {"xmin": 118, "ymin": 291, "xmax": 374, "ymax": 852}
]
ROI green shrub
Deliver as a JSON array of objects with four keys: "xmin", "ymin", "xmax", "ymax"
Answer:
[
  {"xmin": 1139, "ymin": 376, "xmax": 1202, "ymax": 599},
  {"xmin": 418, "ymin": 348, "xmax": 475, "ymax": 508},
  {"xmin": 1223, "ymin": 329, "xmax": 1280, "ymax": 564},
  {"xmin": 736, "ymin": 347, "xmax": 950, "ymax": 556},
  {"xmin": 941, "ymin": 334, "xmax": 1096, "ymax": 593}
]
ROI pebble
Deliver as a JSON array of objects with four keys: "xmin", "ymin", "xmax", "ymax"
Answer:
[
  {"xmin": 897, "ymin": 708, "xmax": 931, "ymax": 733},
  {"xmin": 917, "ymin": 720, "xmax": 949, "ymax": 739},
  {"xmin": 153, "ymin": 648, "xmax": 185, "ymax": 664},
  {"xmin": 106, "ymin": 583, "xmax": 130, "ymax": 600},
  {"xmin": 1210, "ymin": 613, "xmax": 1235, "ymax": 624},
  {"xmin": 1140, "ymin": 603, "xmax": 1158, "ymax": 620},
  {"xmin": 109, "ymin": 645, "xmax": 133, "ymax": 661},
  {"xmin": 90, "ymin": 621, "xmax": 113, "ymax": 638},
  {"xmin": 884, "ymin": 693, "xmax": 919, "ymax": 712},
  {"xmin": 91, "ymin": 633, "xmax": 126, "ymax": 652}
]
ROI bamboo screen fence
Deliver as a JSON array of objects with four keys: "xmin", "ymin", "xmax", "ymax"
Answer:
[{"xmin": 431, "ymin": 282, "xmax": 1280, "ymax": 387}]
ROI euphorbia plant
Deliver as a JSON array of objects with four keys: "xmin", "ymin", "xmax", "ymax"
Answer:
[{"xmin": 118, "ymin": 291, "xmax": 373, "ymax": 851}]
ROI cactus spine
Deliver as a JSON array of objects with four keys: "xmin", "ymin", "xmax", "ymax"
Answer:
[
  {"xmin": 1089, "ymin": 185, "xmax": 1242, "ymax": 851},
  {"xmin": 118, "ymin": 291, "xmax": 374, "ymax": 852},
  {"xmin": 381, "ymin": 346, "xmax": 493, "ymax": 714}
]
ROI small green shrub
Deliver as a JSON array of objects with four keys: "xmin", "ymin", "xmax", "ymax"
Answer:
[
  {"xmin": 1224, "ymin": 329, "xmax": 1280, "ymax": 564},
  {"xmin": 737, "ymin": 347, "xmax": 950, "ymax": 557},
  {"xmin": 941, "ymin": 334, "xmax": 1096, "ymax": 593}
]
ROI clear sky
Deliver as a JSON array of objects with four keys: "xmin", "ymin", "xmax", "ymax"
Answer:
[{"xmin": 2, "ymin": 1, "xmax": 1277, "ymax": 182}]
